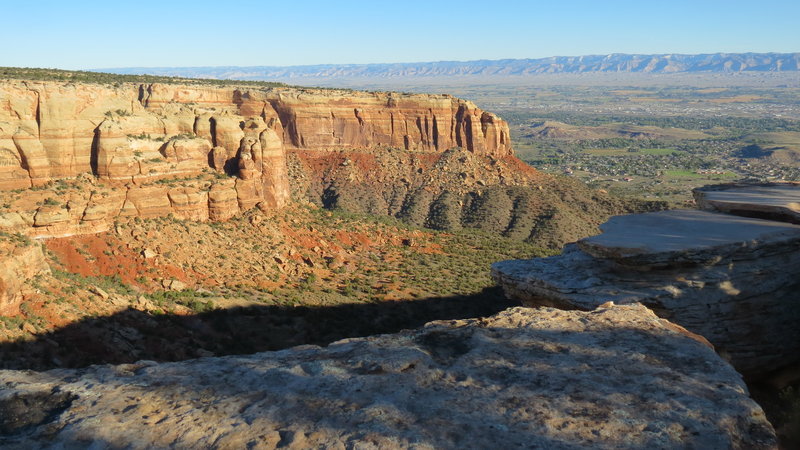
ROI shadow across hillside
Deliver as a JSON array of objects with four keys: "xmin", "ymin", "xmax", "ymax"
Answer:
[{"xmin": 0, "ymin": 287, "xmax": 517, "ymax": 371}]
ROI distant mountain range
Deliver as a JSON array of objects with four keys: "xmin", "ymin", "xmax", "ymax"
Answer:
[{"xmin": 102, "ymin": 53, "xmax": 800, "ymax": 81}]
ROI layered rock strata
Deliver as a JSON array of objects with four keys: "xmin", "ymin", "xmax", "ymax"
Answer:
[
  {"xmin": 0, "ymin": 305, "xmax": 776, "ymax": 448},
  {"xmin": 0, "ymin": 80, "xmax": 512, "ymax": 236},
  {"xmin": 492, "ymin": 206, "xmax": 800, "ymax": 377},
  {"xmin": 0, "ymin": 174, "xmax": 249, "ymax": 238},
  {"xmin": 0, "ymin": 236, "xmax": 49, "ymax": 315},
  {"xmin": 0, "ymin": 81, "xmax": 511, "ymax": 189}
]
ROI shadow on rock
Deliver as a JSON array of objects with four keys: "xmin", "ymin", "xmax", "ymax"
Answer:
[{"xmin": 0, "ymin": 287, "xmax": 517, "ymax": 370}]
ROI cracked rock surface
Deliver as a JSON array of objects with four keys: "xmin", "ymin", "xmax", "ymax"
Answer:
[{"xmin": 0, "ymin": 305, "xmax": 776, "ymax": 449}]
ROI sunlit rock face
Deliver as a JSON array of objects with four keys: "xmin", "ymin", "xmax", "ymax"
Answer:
[
  {"xmin": 0, "ymin": 81, "xmax": 512, "ymax": 237},
  {"xmin": 0, "ymin": 81, "xmax": 511, "ymax": 188},
  {"xmin": 493, "ymin": 185, "xmax": 800, "ymax": 378},
  {"xmin": 0, "ymin": 238, "xmax": 49, "ymax": 315},
  {"xmin": 0, "ymin": 305, "xmax": 776, "ymax": 449}
]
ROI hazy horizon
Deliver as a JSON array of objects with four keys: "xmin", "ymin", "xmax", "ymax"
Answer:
[
  {"xmin": 3, "ymin": 0, "xmax": 798, "ymax": 70},
  {"xmin": 92, "ymin": 52, "xmax": 799, "ymax": 71}
]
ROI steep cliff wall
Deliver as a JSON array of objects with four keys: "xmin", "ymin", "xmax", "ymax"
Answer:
[
  {"xmin": 0, "ymin": 81, "xmax": 511, "ymax": 189},
  {"xmin": 0, "ymin": 80, "xmax": 512, "ymax": 237},
  {"xmin": 137, "ymin": 83, "xmax": 512, "ymax": 156},
  {"xmin": 0, "ymin": 234, "xmax": 49, "ymax": 315}
]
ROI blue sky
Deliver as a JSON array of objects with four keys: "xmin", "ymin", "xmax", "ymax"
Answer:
[{"xmin": 2, "ymin": 0, "xmax": 798, "ymax": 69}]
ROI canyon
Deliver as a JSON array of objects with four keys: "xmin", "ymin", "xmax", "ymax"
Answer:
[{"xmin": 0, "ymin": 74, "xmax": 790, "ymax": 447}]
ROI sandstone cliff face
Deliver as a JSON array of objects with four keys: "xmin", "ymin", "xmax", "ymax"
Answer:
[
  {"xmin": 134, "ymin": 83, "xmax": 511, "ymax": 156},
  {"xmin": 0, "ymin": 235, "xmax": 49, "ymax": 315},
  {"xmin": 0, "ymin": 80, "xmax": 512, "ymax": 236},
  {"xmin": 0, "ymin": 305, "xmax": 777, "ymax": 448}
]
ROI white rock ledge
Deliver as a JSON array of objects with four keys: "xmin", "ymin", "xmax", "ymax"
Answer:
[{"xmin": 0, "ymin": 305, "xmax": 776, "ymax": 449}]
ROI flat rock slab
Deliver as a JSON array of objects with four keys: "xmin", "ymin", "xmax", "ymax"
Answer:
[
  {"xmin": 0, "ymin": 305, "xmax": 776, "ymax": 449},
  {"xmin": 694, "ymin": 182, "xmax": 800, "ymax": 224},
  {"xmin": 493, "ymin": 233, "xmax": 800, "ymax": 376},
  {"xmin": 578, "ymin": 209, "xmax": 800, "ymax": 267}
]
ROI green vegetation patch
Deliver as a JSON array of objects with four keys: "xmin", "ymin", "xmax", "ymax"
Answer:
[
  {"xmin": 52, "ymin": 270, "xmax": 137, "ymax": 296},
  {"xmin": 0, "ymin": 231, "xmax": 33, "ymax": 247},
  {"xmin": 146, "ymin": 289, "xmax": 216, "ymax": 313},
  {"xmin": 583, "ymin": 148, "xmax": 683, "ymax": 156},
  {"xmin": 639, "ymin": 148, "xmax": 684, "ymax": 155}
]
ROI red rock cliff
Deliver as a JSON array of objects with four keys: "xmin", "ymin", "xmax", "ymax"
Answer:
[{"xmin": 0, "ymin": 80, "xmax": 512, "ymax": 236}]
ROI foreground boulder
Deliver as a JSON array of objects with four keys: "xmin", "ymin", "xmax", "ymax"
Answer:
[
  {"xmin": 0, "ymin": 305, "xmax": 776, "ymax": 448},
  {"xmin": 492, "ymin": 208, "xmax": 800, "ymax": 377}
]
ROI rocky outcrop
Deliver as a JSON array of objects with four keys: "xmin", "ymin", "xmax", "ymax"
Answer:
[
  {"xmin": 694, "ymin": 182, "xmax": 800, "ymax": 224},
  {"xmin": 492, "ymin": 189, "xmax": 800, "ymax": 377},
  {"xmin": 0, "ymin": 235, "xmax": 49, "ymax": 315},
  {"xmin": 0, "ymin": 305, "xmax": 777, "ymax": 448},
  {"xmin": 0, "ymin": 175, "xmax": 243, "ymax": 238},
  {"xmin": 0, "ymin": 80, "xmax": 512, "ymax": 236}
]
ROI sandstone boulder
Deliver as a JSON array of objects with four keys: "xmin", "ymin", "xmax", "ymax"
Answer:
[
  {"xmin": 10, "ymin": 128, "xmax": 50, "ymax": 187},
  {"xmin": 0, "ymin": 305, "xmax": 776, "ymax": 448},
  {"xmin": 208, "ymin": 180, "xmax": 239, "ymax": 221},
  {"xmin": 235, "ymin": 178, "xmax": 263, "ymax": 211},
  {"xmin": 161, "ymin": 137, "xmax": 212, "ymax": 169},
  {"xmin": 578, "ymin": 209, "xmax": 800, "ymax": 267},
  {"xmin": 81, "ymin": 191, "xmax": 127, "ymax": 222},
  {"xmin": 209, "ymin": 146, "xmax": 228, "ymax": 172},
  {"xmin": 258, "ymin": 128, "xmax": 290, "ymax": 208},
  {"xmin": 120, "ymin": 186, "xmax": 171, "ymax": 219},
  {"xmin": 167, "ymin": 187, "xmax": 209, "ymax": 221},
  {"xmin": 33, "ymin": 204, "xmax": 71, "ymax": 227},
  {"xmin": 94, "ymin": 119, "xmax": 134, "ymax": 180},
  {"xmin": 211, "ymin": 115, "xmax": 244, "ymax": 159},
  {"xmin": 0, "ymin": 143, "xmax": 31, "ymax": 190}
]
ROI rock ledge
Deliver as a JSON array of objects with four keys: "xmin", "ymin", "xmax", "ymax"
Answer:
[
  {"xmin": 0, "ymin": 305, "xmax": 776, "ymax": 449},
  {"xmin": 493, "ymin": 184, "xmax": 800, "ymax": 378}
]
